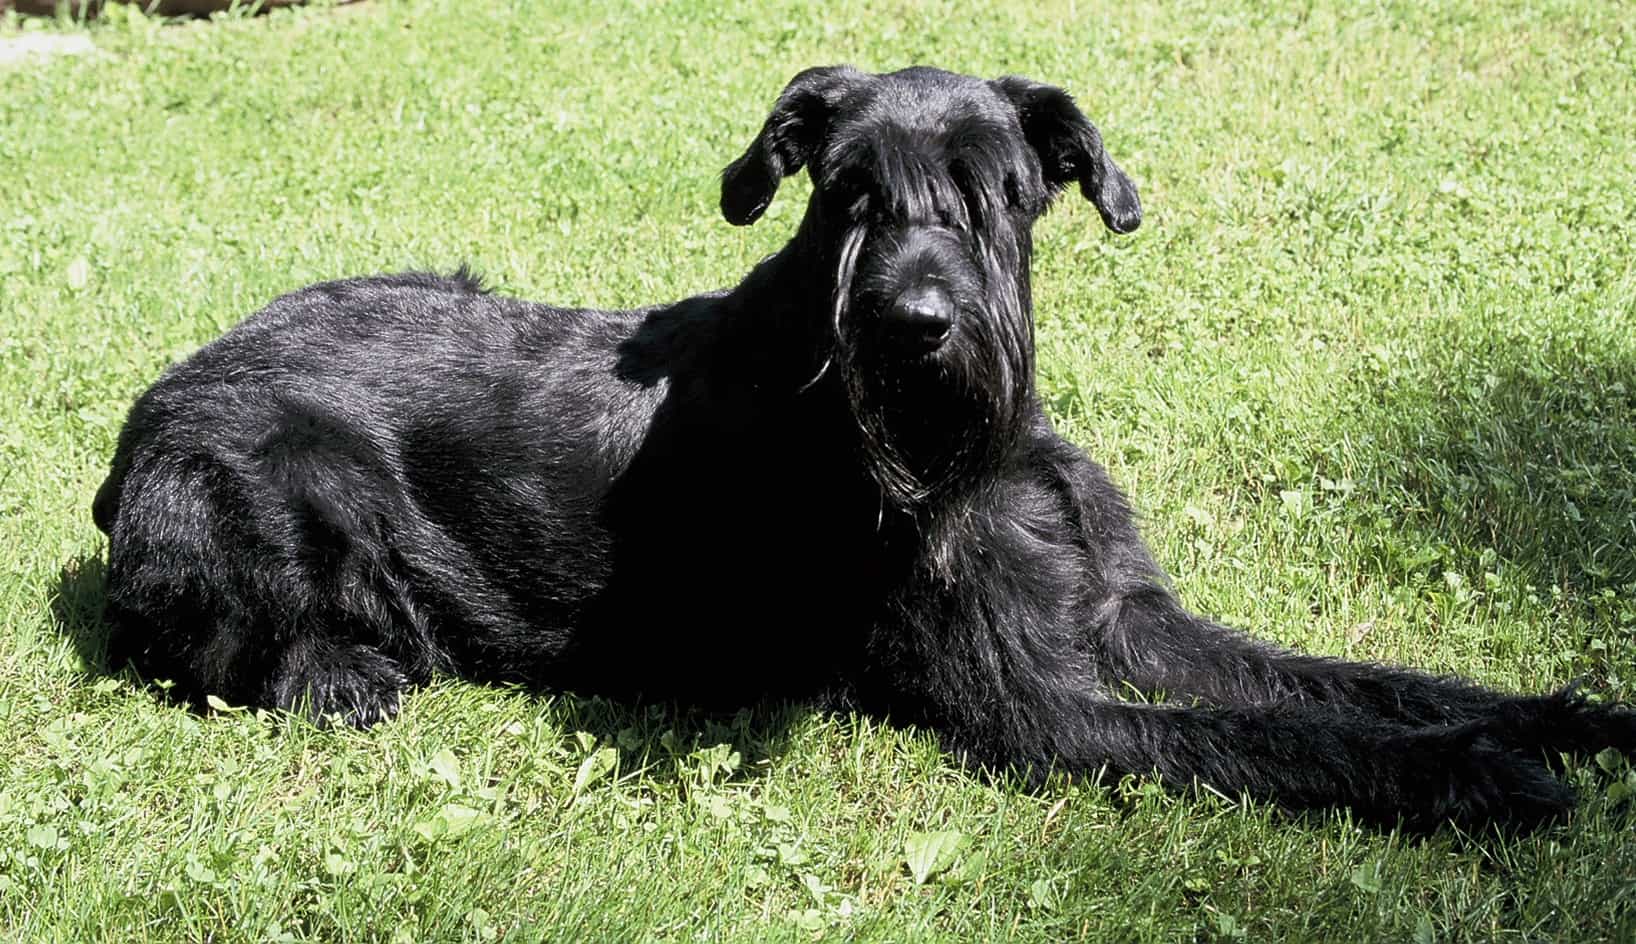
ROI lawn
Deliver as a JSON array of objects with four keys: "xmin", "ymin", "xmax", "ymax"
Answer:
[{"xmin": 2, "ymin": 0, "xmax": 1634, "ymax": 940}]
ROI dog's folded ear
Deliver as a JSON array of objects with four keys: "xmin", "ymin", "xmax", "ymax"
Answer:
[
  {"xmin": 722, "ymin": 65, "xmax": 863, "ymax": 226},
  {"xmin": 993, "ymin": 77, "xmax": 1141, "ymax": 234}
]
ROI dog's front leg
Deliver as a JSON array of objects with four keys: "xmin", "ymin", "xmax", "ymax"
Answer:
[
  {"xmin": 867, "ymin": 580, "xmax": 1576, "ymax": 831},
  {"xmin": 1033, "ymin": 695, "xmax": 1573, "ymax": 832},
  {"xmin": 1090, "ymin": 586, "xmax": 1636, "ymax": 757},
  {"xmin": 1049, "ymin": 444, "xmax": 1636, "ymax": 761},
  {"xmin": 1069, "ymin": 578, "xmax": 1636, "ymax": 780}
]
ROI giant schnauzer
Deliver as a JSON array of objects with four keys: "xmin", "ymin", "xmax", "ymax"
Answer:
[{"xmin": 94, "ymin": 65, "xmax": 1634, "ymax": 832}]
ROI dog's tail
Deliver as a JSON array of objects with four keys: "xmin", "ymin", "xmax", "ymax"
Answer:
[
  {"xmin": 445, "ymin": 264, "xmax": 488, "ymax": 295},
  {"xmin": 92, "ymin": 466, "xmax": 124, "ymax": 534},
  {"xmin": 404, "ymin": 265, "xmax": 490, "ymax": 294},
  {"xmin": 92, "ymin": 476, "xmax": 116, "ymax": 533},
  {"xmin": 339, "ymin": 266, "xmax": 490, "ymax": 298}
]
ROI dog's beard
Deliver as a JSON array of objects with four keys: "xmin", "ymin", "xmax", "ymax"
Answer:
[{"xmin": 830, "ymin": 225, "xmax": 1034, "ymax": 508}]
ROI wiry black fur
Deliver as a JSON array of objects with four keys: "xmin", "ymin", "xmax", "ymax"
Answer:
[{"xmin": 95, "ymin": 66, "xmax": 1634, "ymax": 832}]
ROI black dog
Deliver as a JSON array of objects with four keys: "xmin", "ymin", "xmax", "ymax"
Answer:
[{"xmin": 95, "ymin": 66, "xmax": 1632, "ymax": 831}]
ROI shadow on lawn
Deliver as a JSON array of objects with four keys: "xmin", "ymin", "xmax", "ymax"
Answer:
[
  {"xmin": 1355, "ymin": 329, "xmax": 1636, "ymax": 608},
  {"xmin": 48, "ymin": 551, "xmax": 802, "ymax": 780},
  {"xmin": 51, "ymin": 553, "xmax": 114, "ymax": 675}
]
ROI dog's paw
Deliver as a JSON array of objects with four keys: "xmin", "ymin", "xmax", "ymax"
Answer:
[
  {"xmin": 271, "ymin": 644, "xmax": 409, "ymax": 728},
  {"xmin": 1374, "ymin": 724, "xmax": 1575, "ymax": 834},
  {"xmin": 1488, "ymin": 686, "xmax": 1636, "ymax": 762}
]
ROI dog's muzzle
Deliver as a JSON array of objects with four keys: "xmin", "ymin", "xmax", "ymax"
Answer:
[{"xmin": 885, "ymin": 283, "xmax": 955, "ymax": 353}]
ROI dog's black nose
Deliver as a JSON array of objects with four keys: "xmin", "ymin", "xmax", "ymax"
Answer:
[{"xmin": 886, "ymin": 284, "xmax": 955, "ymax": 351}]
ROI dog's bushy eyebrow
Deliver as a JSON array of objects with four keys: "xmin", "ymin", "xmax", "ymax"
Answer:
[
  {"xmin": 824, "ymin": 114, "xmax": 1030, "ymax": 227},
  {"xmin": 877, "ymin": 144, "xmax": 971, "ymax": 227},
  {"xmin": 947, "ymin": 118, "xmax": 1043, "ymax": 216}
]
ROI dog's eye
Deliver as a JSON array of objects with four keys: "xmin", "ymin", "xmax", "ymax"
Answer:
[
  {"xmin": 822, "ymin": 164, "xmax": 875, "ymax": 218},
  {"xmin": 947, "ymin": 178, "xmax": 985, "ymax": 229},
  {"xmin": 1003, "ymin": 174, "xmax": 1023, "ymax": 210}
]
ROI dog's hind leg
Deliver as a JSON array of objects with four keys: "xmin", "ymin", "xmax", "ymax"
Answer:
[
  {"xmin": 102, "ymin": 453, "xmax": 272, "ymax": 705},
  {"xmin": 235, "ymin": 402, "xmax": 432, "ymax": 726},
  {"xmin": 106, "ymin": 581, "xmax": 410, "ymax": 728},
  {"xmin": 265, "ymin": 634, "xmax": 410, "ymax": 727},
  {"xmin": 102, "ymin": 401, "xmax": 427, "ymax": 727},
  {"xmin": 1091, "ymin": 586, "xmax": 1636, "ymax": 760}
]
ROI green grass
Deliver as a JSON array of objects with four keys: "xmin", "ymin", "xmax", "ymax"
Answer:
[{"xmin": 4, "ymin": 0, "xmax": 1636, "ymax": 940}]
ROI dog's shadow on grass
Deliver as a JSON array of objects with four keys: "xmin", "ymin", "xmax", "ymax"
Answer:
[
  {"xmin": 502, "ymin": 691, "xmax": 809, "ymax": 788},
  {"xmin": 51, "ymin": 553, "xmax": 116, "ymax": 676},
  {"xmin": 46, "ymin": 551, "xmax": 803, "ymax": 782}
]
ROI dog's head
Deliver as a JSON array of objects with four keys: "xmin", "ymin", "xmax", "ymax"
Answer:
[{"xmin": 722, "ymin": 66, "xmax": 1140, "ymax": 505}]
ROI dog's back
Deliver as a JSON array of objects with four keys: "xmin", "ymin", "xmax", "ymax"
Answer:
[
  {"xmin": 95, "ymin": 271, "xmax": 665, "ymax": 721},
  {"xmin": 95, "ymin": 271, "xmax": 498, "ymax": 537}
]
